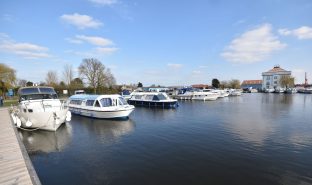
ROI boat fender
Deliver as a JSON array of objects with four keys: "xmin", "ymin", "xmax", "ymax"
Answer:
[
  {"xmin": 11, "ymin": 113, "xmax": 17, "ymax": 124},
  {"xmin": 55, "ymin": 119, "xmax": 60, "ymax": 125},
  {"xmin": 25, "ymin": 120, "xmax": 32, "ymax": 127},
  {"xmin": 16, "ymin": 117, "xmax": 22, "ymax": 127},
  {"xmin": 66, "ymin": 111, "xmax": 72, "ymax": 122}
]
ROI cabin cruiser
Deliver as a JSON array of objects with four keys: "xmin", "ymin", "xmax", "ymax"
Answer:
[
  {"xmin": 228, "ymin": 89, "xmax": 242, "ymax": 96},
  {"xmin": 264, "ymin": 88, "xmax": 275, "ymax": 93},
  {"xmin": 192, "ymin": 91, "xmax": 219, "ymax": 101},
  {"xmin": 128, "ymin": 92, "xmax": 178, "ymax": 108},
  {"xmin": 68, "ymin": 94, "xmax": 134, "ymax": 119},
  {"xmin": 285, "ymin": 88, "xmax": 297, "ymax": 94},
  {"xmin": 121, "ymin": 89, "xmax": 132, "ymax": 101},
  {"xmin": 11, "ymin": 86, "xmax": 71, "ymax": 131}
]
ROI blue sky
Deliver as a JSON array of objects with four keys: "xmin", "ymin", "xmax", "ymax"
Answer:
[{"xmin": 1, "ymin": 0, "xmax": 312, "ymax": 86}]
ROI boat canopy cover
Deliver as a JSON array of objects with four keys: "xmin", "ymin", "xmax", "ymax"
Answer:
[
  {"xmin": 69, "ymin": 94, "xmax": 122, "ymax": 101},
  {"xmin": 18, "ymin": 87, "xmax": 56, "ymax": 95},
  {"xmin": 69, "ymin": 94, "xmax": 100, "ymax": 101}
]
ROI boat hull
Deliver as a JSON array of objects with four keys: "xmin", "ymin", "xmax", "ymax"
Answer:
[
  {"xmin": 128, "ymin": 100, "xmax": 178, "ymax": 108},
  {"xmin": 69, "ymin": 107, "xmax": 134, "ymax": 119},
  {"xmin": 16, "ymin": 110, "xmax": 68, "ymax": 131}
]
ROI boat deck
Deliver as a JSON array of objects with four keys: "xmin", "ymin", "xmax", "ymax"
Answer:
[{"xmin": 0, "ymin": 108, "xmax": 41, "ymax": 185}]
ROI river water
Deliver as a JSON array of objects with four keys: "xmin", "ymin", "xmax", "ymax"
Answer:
[{"xmin": 19, "ymin": 93, "xmax": 312, "ymax": 185}]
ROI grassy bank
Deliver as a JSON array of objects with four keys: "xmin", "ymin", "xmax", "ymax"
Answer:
[{"xmin": 2, "ymin": 99, "xmax": 18, "ymax": 107}]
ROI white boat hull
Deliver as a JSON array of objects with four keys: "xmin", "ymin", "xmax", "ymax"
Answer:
[
  {"xmin": 69, "ymin": 107, "xmax": 134, "ymax": 119},
  {"xmin": 14, "ymin": 109, "xmax": 69, "ymax": 131}
]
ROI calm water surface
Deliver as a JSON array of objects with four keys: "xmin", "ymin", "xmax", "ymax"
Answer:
[{"xmin": 19, "ymin": 94, "xmax": 312, "ymax": 185}]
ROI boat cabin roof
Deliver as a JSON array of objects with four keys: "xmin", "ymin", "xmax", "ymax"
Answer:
[
  {"xmin": 69, "ymin": 94, "xmax": 122, "ymax": 101},
  {"xmin": 18, "ymin": 86, "xmax": 56, "ymax": 95}
]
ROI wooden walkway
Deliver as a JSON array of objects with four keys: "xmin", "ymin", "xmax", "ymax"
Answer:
[{"xmin": 0, "ymin": 108, "xmax": 41, "ymax": 185}]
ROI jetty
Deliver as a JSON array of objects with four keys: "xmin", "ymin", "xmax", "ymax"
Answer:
[{"xmin": 0, "ymin": 108, "xmax": 41, "ymax": 185}]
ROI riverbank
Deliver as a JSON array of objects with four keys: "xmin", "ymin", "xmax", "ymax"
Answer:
[{"xmin": 0, "ymin": 108, "xmax": 41, "ymax": 185}]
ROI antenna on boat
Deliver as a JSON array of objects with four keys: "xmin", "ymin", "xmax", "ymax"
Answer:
[{"xmin": 305, "ymin": 72, "xmax": 308, "ymax": 87}]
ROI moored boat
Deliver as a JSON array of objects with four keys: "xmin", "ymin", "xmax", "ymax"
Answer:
[
  {"xmin": 192, "ymin": 91, "xmax": 219, "ymax": 101},
  {"xmin": 128, "ymin": 92, "xmax": 178, "ymax": 108},
  {"xmin": 68, "ymin": 94, "xmax": 134, "ymax": 119},
  {"xmin": 11, "ymin": 86, "xmax": 71, "ymax": 131}
]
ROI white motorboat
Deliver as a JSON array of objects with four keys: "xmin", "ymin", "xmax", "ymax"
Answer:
[
  {"xmin": 176, "ymin": 91, "xmax": 194, "ymax": 100},
  {"xmin": 229, "ymin": 89, "xmax": 242, "ymax": 96},
  {"xmin": 11, "ymin": 86, "xmax": 71, "ymax": 131},
  {"xmin": 285, "ymin": 88, "xmax": 297, "ymax": 94},
  {"xmin": 128, "ymin": 92, "xmax": 178, "ymax": 108},
  {"xmin": 68, "ymin": 94, "xmax": 134, "ymax": 119},
  {"xmin": 192, "ymin": 91, "xmax": 219, "ymax": 101}
]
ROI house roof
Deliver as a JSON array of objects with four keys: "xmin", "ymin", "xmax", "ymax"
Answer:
[
  {"xmin": 267, "ymin": 66, "xmax": 288, "ymax": 73},
  {"xmin": 241, "ymin": 80, "xmax": 262, "ymax": 85}
]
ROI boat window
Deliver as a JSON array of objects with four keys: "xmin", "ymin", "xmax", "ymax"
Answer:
[
  {"xmin": 19, "ymin": 88, "xmax": 39, "ymax": 95},
  {"xmin": 69, "ymin": 100, "xmax": 82, "ymax": 105},
  {"xmin": 86, "ymin": 100, "xmax": 95, "ymax": 106},
  {"xmin": 95, "ymin": 100, "xmax": 101, "ymax": 107},
  {"xmin": 134, "ymin": 95, "xmax": 142, "ymax": 99},
  {"xmin": 154, "ymin": 94, "xmax": 167, "ymax": 100},
  {"xmin": 100, "ymin": 98, "xmax": 112, "ymax": 107},
  {"xmin": 118, "ymin": 97, "xmax": 128, "ymax": 105},
  {"xmin": 39, "ymin": 87, "xmax": 56, "ymax": 94},
  {"xmin": 145, "ymin": 95, "xmax": 154, "ymax": 101}
]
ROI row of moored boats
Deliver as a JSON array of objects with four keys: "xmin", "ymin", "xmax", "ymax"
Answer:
[{"xmin": 10, "ymin": 86, "xmax": 242, "ymax": 132}]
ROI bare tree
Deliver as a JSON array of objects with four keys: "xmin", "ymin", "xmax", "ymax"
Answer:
[
  {"xmin": 78, "ymin": 58, "xmax": 116, "ymax": 93},
  {"xmin": 45, "ymin": 70, "xmax": 58, "ymax": 87},
  {"xmin": 280, "ymin": 75, "xmax": 295, "ymax": 88},
  {"xmin": 62, "ymin": 64, "xmax": 74, "ymax": 86},
  {"xmin": 17, "ymin": 79, "xmax": 27, "ymax": 87}
]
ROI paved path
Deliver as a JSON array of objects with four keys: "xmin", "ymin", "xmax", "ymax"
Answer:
[{"xmin": 0, "ymin": 108, "xmax": 41, "ymax": 185}]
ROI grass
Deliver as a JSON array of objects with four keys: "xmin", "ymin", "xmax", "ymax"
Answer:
[{"xmin": 2, "ymin": 99, "xmax": 18, "ymax": 107}]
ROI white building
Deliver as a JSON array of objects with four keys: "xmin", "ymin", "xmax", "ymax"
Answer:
[{"xmin": 262, "ymin": 65, "xmax": 291, "ymax": 90}]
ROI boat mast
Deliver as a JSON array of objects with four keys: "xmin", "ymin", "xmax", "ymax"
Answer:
[{"xmin": 305, "ymin": 72, "xmax": 308, "ymax": 87}]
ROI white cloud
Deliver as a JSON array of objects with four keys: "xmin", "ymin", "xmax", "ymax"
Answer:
[
  {"xmin": 192, "ymin": 70, "xmax": 201, "ymax": 74},
  {"xmin": 199, "ymin": 65, "xmax": 208, "ymax": 69},
  {"xmin": 0, "ymin": 34, "xmax": 51, "ymax": 59},
  {"xmin": 167, "ymin": 63, "xmax": 183, "ymax": 69},
  {"xmin": 75, "ymin": 35, "xmax": 113, "ymax": 46},
  {"xmin": 95, "ymin": 47, "xmax": 118, "ymax": 54},
  {"xmin": 88, "ymin": 0, "xmax": 118, "ymax": 5},
  {"xmin": 279, "ymin": 26, "xmax": 312, "ymax": 39},
  {"xmin": 65, "ymin": 38, "xmax": 83, "ymax": 44},
  {"xmin": 221, "ymin": 24, "xmax": 286, "ymax": 64},
  {"xmin": 60, "ymin": 13, "xmax": 103, "ymax": 29}
]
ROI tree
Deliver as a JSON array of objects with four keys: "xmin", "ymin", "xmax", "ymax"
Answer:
[
  {"xmin": 228, "ymin": 79, "xmax": 241, "ymax": 89},
  {"xmin": 62, "ymin": 64, "xmax": 74, "ymax": 86},
  {"xmin": 78, "ymin": 58, "xmax": 116, "ymax": 94},
  {"xmin": 280, "ymin": 75, "xmax": 295, "ymax": 88},
  {"xmin": 137, "ymin": 82, "xmax": 143, "ymax": 87},
  {"xmin": 45, "ymin": 70, "xmax": 58, "ymax": 87},
  {"xmin": 71, "ymin": 78, "xmax": 84, "ymax": 89},
  {"xmin": 220, "ymin": 81, "xmax": 229, "ymax": 89},
  {"xmin": 212, "ymin": 78, "xmax": 220, "ymax": 88},
  {"xmin": 59, "ymin": 81, "xmax": 66, "ymax": 87},
  {"xmin": 26, "ymin": 81, "xmax": 34, "ymax": 86},
  {"xmin": 0, "ymin": 63, "xmax": 16, "ymax": 96},
  {"xmin": 17, "ymin": 79, "xmax": 27, "ymax": 87}
]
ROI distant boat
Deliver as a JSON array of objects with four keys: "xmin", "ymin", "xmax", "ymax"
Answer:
[
  {"xmin": 11, "ymin": 86, "xmax": 71, "ymax": 131},
  {"xmin": 228, "ymin": 89, "xmax": 242, "ymax": 96},
  {"xmin": 128, "ymin": 92, "xmax": 178, "ymax": 108},
  {"xmin": 68, "ymin": 94, "xmax": 135, "ymax": 119},
  {"xmin": 264, "ymin": 88, "xmax": 275, "ymax": 93},
  {"xmin": 285, "ymin": 88, "xmax": 297, "ymax": 94},
  {"xmin": 121, "ymin": 89, "xmax": 132, "ymax": 100},
  {"xmin": 297, "ymin": 88, "xmax": 312, "ymax": 94},
  {"xmin": 192, "ymin": 91, "xmax": 219, "ymax": 101}
]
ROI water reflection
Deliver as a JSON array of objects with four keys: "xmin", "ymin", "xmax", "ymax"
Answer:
[
  {"xmin": 19, "ymin": 123, "xmax": 72, "ymax": 153},
  {"xmin": 73, "ymin": 116, "xmax": 135, "ymax": 144}
]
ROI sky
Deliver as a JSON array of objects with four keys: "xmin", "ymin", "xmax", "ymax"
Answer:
[{"xmin": 1, "ymin": 0, "xmax": 312, "ymax": 86}]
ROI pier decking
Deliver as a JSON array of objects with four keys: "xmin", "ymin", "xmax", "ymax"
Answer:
[{"xmin": 0, "ymin": 108, "xmax": 41, "ymax": 185}]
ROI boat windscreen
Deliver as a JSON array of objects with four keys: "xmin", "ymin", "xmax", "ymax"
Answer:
[
  {"xmin": 20, "ymin": 94, "xmax": 58, "ymax": 101},
  {"xmin": 19, "ymin": 88, "xmax": 40, "ymax": 95},
  {"xmin": 154, "ymin": 94, "xmax": 167, "ymax": 100},
  {"xmin": 39, "ymin": 87, "xmax": 56, "ymax": 94}
]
